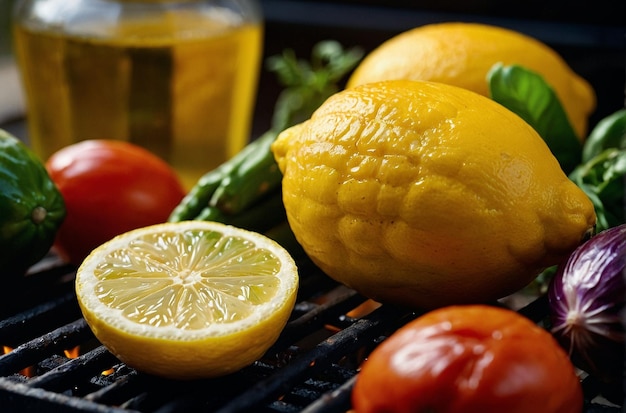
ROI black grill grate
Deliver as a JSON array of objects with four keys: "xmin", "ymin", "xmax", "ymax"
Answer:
[{"xmin": 0, "ymin": 253, "xmax": 622, "ymax": 412}]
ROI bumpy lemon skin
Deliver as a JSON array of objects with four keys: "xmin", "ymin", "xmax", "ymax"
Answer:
[
  {"xmin": 347, "ymin": 22, "xmax": 596, "ymax": 139},
  {"xmin": 76, "ymin": 291, "xmax": 296, "ymax": 380},
  {"xmin": 272, "ymin": 80, "xmax": 596, "ymax": 310}
]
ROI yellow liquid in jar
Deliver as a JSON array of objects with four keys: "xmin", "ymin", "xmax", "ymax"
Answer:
[{"xmin": 14, "ymin": 11, "xmax": 263, "ymax": 189}]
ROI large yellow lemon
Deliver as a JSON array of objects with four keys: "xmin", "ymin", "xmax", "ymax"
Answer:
[
  {"xmin": 271, "ymin": 80, "xmax": 595, "ymax": 309},
  {"xmin": 347, "ymin": 22, "xmax": 596, "ymax": 139}
]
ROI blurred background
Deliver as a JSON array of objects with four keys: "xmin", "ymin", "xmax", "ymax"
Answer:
[
  {"xmin": 1, "ymin": 0, "xmax": 625, "ymax": 140},
  {"xmin": 254, "ymin": 0, "xmax": 625, "ymax": 136}
]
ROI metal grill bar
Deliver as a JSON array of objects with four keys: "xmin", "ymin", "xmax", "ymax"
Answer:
[
  {"xmin": 0, "ymin": 319, "xmax": 90, "ymax": 376},
  {"xmin": 0, "ymin": 259, "xmax": 622, "ymax": 412},
  {"xmin": 0, "ymin": 291, "xmax": 79, "ymax": 344},
  {"xmin": 0, "ymin": 377, "xmax": 135, "ymax": 413},
  {"xmin": 301, "ymin": 375, "xmax": 356, "ymax": 413},
  {"xmin": 28, "ymin": 345, "xmax": 119, "ymax": 392},
  {"xmin": 214, "ymin": 305, "xmax": 407, "ymax": 413}
]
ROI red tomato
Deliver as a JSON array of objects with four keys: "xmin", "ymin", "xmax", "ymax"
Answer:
[
  {"xmin": 352, "ymin": 305, "xmax": 583, "ymax": 413},
  {"xmin": 46, "ymin": 140, "xmax": 186, "ymax": 266}
]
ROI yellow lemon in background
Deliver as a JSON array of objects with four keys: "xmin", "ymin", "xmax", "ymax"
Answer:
[
  {"xmin": 347, "ymin": 22, "xmax": 596, "ymax": 139},
  {"xmin": 272, "ymin": 80, "xmax": 595, "ymax": 310},
  {"xmin": 75, "ymin": 221, "xmax": 299, "ymax": 380}
]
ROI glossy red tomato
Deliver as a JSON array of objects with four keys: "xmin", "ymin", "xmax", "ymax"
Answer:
[
  {"xmin": 46, "ymin": 140, "xmax": 186, "ymax": 266},
  {"xmin": 352, "ymin": 305, "xmax": 583, "ymax": 413}
]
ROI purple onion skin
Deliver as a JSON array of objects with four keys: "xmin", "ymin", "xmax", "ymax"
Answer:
[{"xmin": 548, "ymin": 224, "xmax": 626, "ymax": 387}]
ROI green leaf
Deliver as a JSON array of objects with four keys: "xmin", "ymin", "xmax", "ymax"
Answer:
[
  {"xmin": 582, "ymin": 108, "xmax": 626, "ymax": 163},
  {"xmin": 568, "ymin": 148, "xmax": 626, "ymax": 232},
  {"xmin": 311, "ymin": 40, "xmax": 365, "ymax": 82},
  {"xmin": 487, "ymin": 64, "xmax": 582, "ymax": 174},
  {"xmin": 266, "ymin": 41, "xmax": 364, "ymax": 133}
]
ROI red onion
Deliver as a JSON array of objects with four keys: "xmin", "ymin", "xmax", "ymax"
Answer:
[{"xmin": 548, "ymin": 224, "xmax": 626, "ymax": 389}]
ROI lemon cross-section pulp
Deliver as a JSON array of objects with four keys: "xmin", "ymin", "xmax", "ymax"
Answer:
[{"xmin": 75, "ymin": 221, "xmax": 299, "ymax": 380}]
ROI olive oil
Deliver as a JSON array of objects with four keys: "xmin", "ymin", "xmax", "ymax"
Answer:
[{"xmin": 14, "ymin": 11, "xmax": 262, "ymax": 189}]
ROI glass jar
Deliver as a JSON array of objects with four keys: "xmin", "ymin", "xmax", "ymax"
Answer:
[{"xmin": 12, "ymin": 0, "xmax": 263, "ymax": 189}]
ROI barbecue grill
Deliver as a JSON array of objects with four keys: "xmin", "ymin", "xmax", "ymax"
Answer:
[{"xmin": 0, "ymin": 250, "xmax": 622, "ymax": 413}]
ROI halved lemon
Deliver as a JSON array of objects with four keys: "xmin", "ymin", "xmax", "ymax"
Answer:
[{"xmin": 75, "ymin": 221, "xmax": 299, "ymax": 380}]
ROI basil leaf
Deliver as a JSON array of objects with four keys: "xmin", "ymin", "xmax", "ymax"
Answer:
[
  {"xmin": 568, "ymin": 148, "xmax": 626, "ymax": 232},
  {"xmin": 582, "ymin": 108, "xmax": 626, "ymax": 163},
  {"xmin": 487, "ymin": 64, "xmax": 581, "ymax": 174}
]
